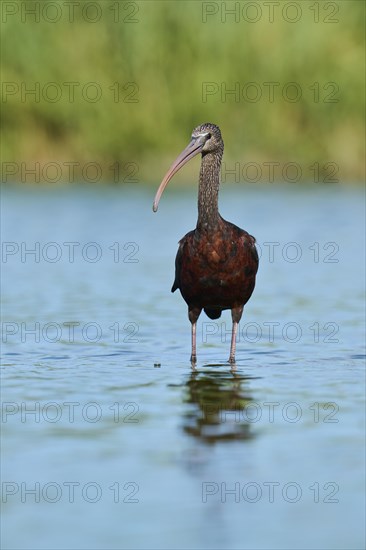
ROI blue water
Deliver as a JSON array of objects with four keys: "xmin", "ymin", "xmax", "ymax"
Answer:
[{"xmin": 1, "ymin": 183, "xmax": 365, "ymax": 549}]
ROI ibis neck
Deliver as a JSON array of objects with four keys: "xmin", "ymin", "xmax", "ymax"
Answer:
[{"xmin": 197, "ymin": 151, "xmax": 222, "ymax": 230}]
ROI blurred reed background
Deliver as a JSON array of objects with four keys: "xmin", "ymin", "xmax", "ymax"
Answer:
[{"xmin": 1, "ymin": 0, "xmax": 364, "ymax": 184}]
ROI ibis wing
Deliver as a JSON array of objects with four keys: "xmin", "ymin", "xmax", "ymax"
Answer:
[
  {"xmin": 171, "ymin": 241, "xmax": 183, "ymax": 293},
  {"xmin": 247, "ymin": 234, "xmax": 259, "ymax": 273}
]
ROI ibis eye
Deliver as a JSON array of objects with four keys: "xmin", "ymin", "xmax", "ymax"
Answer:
[{"xmin": 206, "ymin": 133, "xmax": 211, "ymax": 140}]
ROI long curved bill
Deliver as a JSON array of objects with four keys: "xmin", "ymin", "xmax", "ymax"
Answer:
[{"xmin": 153, "ymin": 135, "xmax": 206, "ymax": 212}]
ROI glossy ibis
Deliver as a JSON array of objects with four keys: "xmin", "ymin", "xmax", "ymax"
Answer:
[{"xmin": 153, "ymin": 123, "xmax": 258, "ymax": 365}]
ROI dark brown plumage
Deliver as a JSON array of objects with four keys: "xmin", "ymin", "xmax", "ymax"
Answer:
[{"xmin": 153, "ymin": 123, "xmax": 258, "ymax": 365}]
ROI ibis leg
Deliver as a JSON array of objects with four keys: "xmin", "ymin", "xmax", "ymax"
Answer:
[
  {"xmin": 191, "ymin": 322, "xmax": 197, "ymax": 364},
  {"xmin": 188, "ymin": 307, "xmax": 202, "ymax": 365},
  {"xmin": 229, "ymin": 306, "xmax": 244, "ymax": 364}
]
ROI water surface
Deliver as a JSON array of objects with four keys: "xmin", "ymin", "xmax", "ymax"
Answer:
[{"xmin": 1, "ymin": 184, "xmax": 365, "ymax": 549}]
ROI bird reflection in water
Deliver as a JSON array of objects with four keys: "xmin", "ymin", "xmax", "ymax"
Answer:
[{"xmin": 181, "ymin": 367, "xmax": 258, "ymax": 444}]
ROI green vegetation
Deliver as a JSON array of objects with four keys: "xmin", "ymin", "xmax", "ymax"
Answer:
[{"xmin": 1, "ymin": 0, "xmax": 364, "ymax": 184}]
